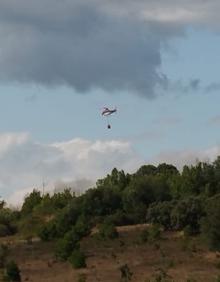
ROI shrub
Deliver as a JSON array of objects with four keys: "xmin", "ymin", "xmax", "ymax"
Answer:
[
  {"xmin": 98, "ymin": 220, "xmax": 118, "ymax": 240},
  {"xmin": 5, "ymin": 261, "xmax": 21, "ymax": 281},
  {"xmin": 38, "ymin": 221, "xmax": 57, "ymax": 241},
  {"xmin": 74, "ymin": 215, "xmax": 91, "ymax": 237},
  {"xmin": 68, "ymin": 249, "xmax": 86, "ymax": 269},
  {"xmin": 148, "ymin": 224, "xmax": 161, "ymax": 242},
  {"xmin": 119, "ymin": 264, "xmax": 133, "ymax": 282},
  {"xmin": 201, "ymin": 195, "xmax": 220, "ymax": 251}
]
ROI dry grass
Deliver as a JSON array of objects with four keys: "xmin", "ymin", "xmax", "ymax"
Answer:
[{"xmin": 1, "ymin": 225, "xmax": 220, "ymax": 282}]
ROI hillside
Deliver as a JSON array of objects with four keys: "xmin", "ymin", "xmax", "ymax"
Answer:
[
  {"xmin": 1, "ymin": 160, "xmax": 220, "ymax": 281},
  {"xmin": 1, "ymin": 225, "xmax": 220, "ymax": 282}
]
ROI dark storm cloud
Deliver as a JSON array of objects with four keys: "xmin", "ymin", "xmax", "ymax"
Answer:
[
  {"xmin": 0, "ymin": 0, "xmax": 172, "ymax": 97},
  {"xmin": 0, "ymin": 0, "xmax": 219, "ymax": 97}
]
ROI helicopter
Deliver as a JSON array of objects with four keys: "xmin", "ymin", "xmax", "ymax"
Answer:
[{"xmin": 101, "ymin": 107, "xmax": 117, "ymax": 129}]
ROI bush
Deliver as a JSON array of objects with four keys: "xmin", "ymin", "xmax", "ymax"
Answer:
[
  {"xmin": 201, "ymin": 196, "xmax": 220, "ymax": 250},
  {"xmin": 0, "ymin": 209, "xmax": 17, "ymax": 236},
  {"xmin": 5, "ymin": 261, "xmax": 21, "ymax": 281},
  {"xmin": 74, "ymin": 215, "xmax": 91, "ymax": 237},
  {"xmin": 68, "ymin": 249, "xmax": 86, "ymax": 269},
  {"xmin": 147, "ymin": 201, "xmax": 174, "ymax": 230},
  {"xmin": 55, "ymin": 229, "xmax": 80, "ymax": 260},
  {"xmin": 148, "ymin": 224, "xmax": 161, "ymax": 242},
  {"xmin": 119, "ymin": 264, "xmax": 133, "ymax": 281},
  {"xmin": 21, "ymin": 189, "xmax": 42, "ymax": 215},
  {"xmin": 98, "ymin": 220, "xmax": 118, "ymax": 240},
  {"xmin": 38, "ymin": 221, "xmax": 57, "ymax": 241}
]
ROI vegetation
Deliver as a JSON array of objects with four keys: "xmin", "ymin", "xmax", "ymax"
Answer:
[
  {"xmin": 119, "ymin": 264, "xmax": 133, "ymax": 282},
  {"xmin": 68, "ymin": 249, "xmax": 86, "ymax": 269},
  {"xmin": 1, "ymin": 157, "xmax": 220, "ymax": 276},
  {"xmin": 98, "ymin": 220, "xmax": 118, "ymax": 239},
  {"xmin": 4, "ymin": 260, "xmax": 21, "ymax": 282}
]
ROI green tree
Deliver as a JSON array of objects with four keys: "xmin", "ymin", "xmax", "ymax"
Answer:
[
  {"xmin": 201, "ymin": 195, "xmax": 220, "ymax": 250},
  {"xmin": 21, "ymin": 189, "xmax": 42, "ymax": 215},
  {"xmin": 55, "ymin": 228, "xmax": 80, "ymax": 260},
  {"xmin": 98, "ymin": 220, "xmax": 118, "ymax": 240},
  {"xmin": 68, "ymin": 249, "xmax": 86, "ymax": 269}
]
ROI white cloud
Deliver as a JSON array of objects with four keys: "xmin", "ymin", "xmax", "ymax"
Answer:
[
  {"xmin": 0, "ymin": 133, "xmax": 142, "ymax": 206},
  {"xmin": 2, "ymin": 132, "xmax": 220, "ymax": 206}
]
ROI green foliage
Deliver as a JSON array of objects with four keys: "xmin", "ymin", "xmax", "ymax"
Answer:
[
  {"xmin": 68, "ymin": 249, "xmax": 86, "ymax": 269},
  {"xmin": 136, "ymin": 165, "xmax": 157, "ymax": 176},
  {"xmin": 0, "ymin": 209, "xmax": 17, "ymax": 236},
  {"xmin": 4, "ymin": 261, "xmax": 21, "ymax": 282},
  {"xmin": 147, "ymin": 201, "xmax": 174, "ymax": 230},
  {"xmin": 21, "ymin": 189, "xmax": 42, "ymax": 215},
  {"xmin": 170, "ymin": 197, "xmax": 204, "ymax": 233},
  {"xmin": 74, "ymin": 215, "xmax": 91, "ymax": 237},
  {"xmin": 148, "ymin": 224, "xmax": 161, "ymax": 242},
  {"xmin": 122, "ymin": 175, "xmax": 171, "ymax": 223},
  {"xmin": 98, "ymin": 220, "xmax": 118, "ymax": 240},
  {"xmin": 55, "ymin": 228, "xmax": 80, "ymax": 260},
  {"xmin": 140, "ymin": 225, "xmax": 161, "ymax": 243},
  {"xmin": 38, "ymin": 220, "xmax": 57, "ymax": 241},
  {"xmin": 23, "ymin": 157, "xmax": 220, "ymax": 247},
  {"xmin": 19, "ymin": 214, "xmax": 42, "ymax": 242},
  {"xmin": 147, "ymin": 197, "xmax": 205, "ymax": 234},
  {"xmin": 105, "ymin": 210, "xmax": 135, "ymax": 226},
  {"xmin": 201, "ymin": 195, "xmax": 220, "ymax": 251}
]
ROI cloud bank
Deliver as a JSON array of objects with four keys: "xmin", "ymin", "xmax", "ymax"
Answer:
[
  {"xmin": 0, "ymin": 133, "xmax": 142, "ymax": 205},
  {"xmin": 0, "ymin": 0, "xmax": 219, "ymax": 96},
  {"xmin": 1, "ymin": 132, "xmax": 220, "ymax": 205}
]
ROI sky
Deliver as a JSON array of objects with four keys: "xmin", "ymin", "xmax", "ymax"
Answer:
[{"xmin": 1, "ymin": 0, "xmax": 220, "ymax": 205}]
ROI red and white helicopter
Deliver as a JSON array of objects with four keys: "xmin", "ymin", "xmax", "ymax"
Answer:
[{"xmin": 101, "ymin": 107, "xmax": 117, "ymax": 129}]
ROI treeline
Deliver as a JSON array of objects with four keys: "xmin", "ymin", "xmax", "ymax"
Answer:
[{"xmin": 1, "ymin": 157, "xmax": 220, "ymax": 266}]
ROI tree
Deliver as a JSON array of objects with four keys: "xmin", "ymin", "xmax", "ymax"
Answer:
[
  {"xmin": 147, "ymin": 201, "xmax": 174, "ymax": 230},
  {"xmin": 98, "ymin": 220, "xmax": 118, "ymax": 240},
  {"xmin": 201, "ymin": 195, "xmax": 220, "ymax": 250},
  {"xmin": 21, "ymin": 189, "xmax": 42, "ymax": 215},
  {"xmin": 55, "ymin": 228, "xmax": 80, "ymax": 260},
  {"xmin": 68, "ymin": 249, "xmax": 86, "ymax": 269}
]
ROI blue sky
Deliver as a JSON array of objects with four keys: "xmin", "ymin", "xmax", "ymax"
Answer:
[
  {"xmin": 1, "ymin": 1, "xmax": 220, "ymax": 204},
  {"xmin": 1, "ymin": 29, "xmax": 220, "ymax": 155}
]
